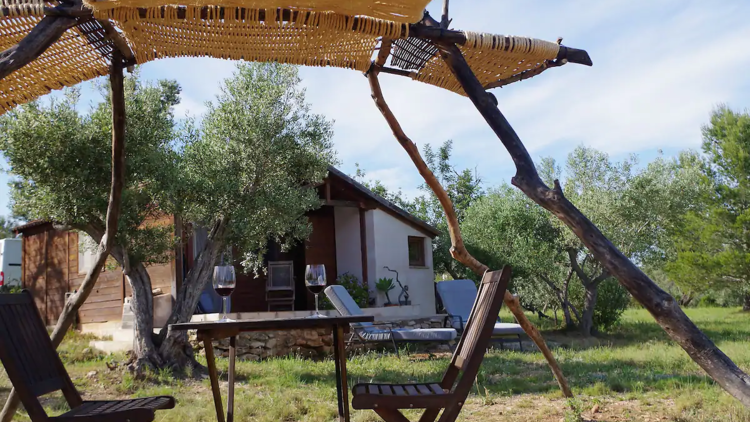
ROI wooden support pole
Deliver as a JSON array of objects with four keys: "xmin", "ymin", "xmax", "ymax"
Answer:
[
  {"xmin": 441, "ymin": 0, "xmax": 450, "ymax": 28},
  {"xmin": 375, "ymin": 38, "xmax": 393, "ymax": 67},
  {"xmin": 97, "ymin": 19, "xmax": 137, "ymax": 65},
  {"xmin": 366, "ymin": 68, "xmax": 574, "ymax": 399},
  {"xmin": 0, "ymin": 51, "xmax": 127, "ymax": 422},
  {"xmin": 430, "ymin": 22, "xmax": 750, "ymax": 407},
  {"xmin": 359, "ymin": 208, "xmax": 369, "ymax": 288}
]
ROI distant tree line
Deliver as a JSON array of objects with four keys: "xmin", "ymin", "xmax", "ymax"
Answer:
[{"xmin": 357, "ymin": 106, "xmax": 750, "ymax": 336}]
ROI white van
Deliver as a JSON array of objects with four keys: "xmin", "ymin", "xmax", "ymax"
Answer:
[{"xmin": 0, "ymin": 238, "xmax": 22, "ymax": 287}]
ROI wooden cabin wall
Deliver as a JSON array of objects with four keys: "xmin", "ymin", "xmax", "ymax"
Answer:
[
  {"xmin": 21, "ymin": 226, "xmax": 77, "ymax": 326},
  {"xmin": 304, "ymin": 207, "xmax": 337, "ymax": 309},
  {"xmin": 22, "ymin": 221, "xmax": 177, "ymax": 326},
  {"xmin": 230, "ymin": 208, "xmax": 335, "ymax": 313},
  {"xmin": 21, "ymin": 227, "xmax": 49, "ymax": 324}
]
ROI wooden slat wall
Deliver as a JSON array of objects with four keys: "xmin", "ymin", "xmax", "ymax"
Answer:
[
  {"xmin": 45, "ymin": 230, "xmax": 69, "ymax": 325},
  {"xmin": 21, "ymin": 223, "xmax": 177, "ymax": 325},
  {"xmin": 22, "ymin": 230, "xmax": 47, "ymax": 323},
  {"xmin": 71, "ymin": 268, "xmax": 124, "ymax": 324}
]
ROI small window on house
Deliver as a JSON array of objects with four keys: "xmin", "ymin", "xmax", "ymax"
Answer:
[{"xmin": 408, "ymin": 236, "xmax": 426, "ymax": 267}]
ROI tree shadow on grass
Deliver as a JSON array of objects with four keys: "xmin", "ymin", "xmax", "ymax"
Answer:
[
  {"xmin": 540, "ymin": 316, "xmax": 750, "ymax": 351},
  {"xmin": 269, "ymin": 353, "xmax": 717, "ymax": 399}
]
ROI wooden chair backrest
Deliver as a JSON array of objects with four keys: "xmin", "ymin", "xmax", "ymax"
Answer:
[
  {"xmin": 441, "ymin": 267, "xmax": 510, "ymax": 400},
  {"xmin": 267, "ymin": 261, "xmax": 294, "ymax": 291},
  {"xmin": 0, "ymin": 291, "xmax": 82, "ymax": 421}
]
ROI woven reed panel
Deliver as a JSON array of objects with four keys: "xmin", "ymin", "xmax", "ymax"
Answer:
[
  {"xmin": 0, "ymin": 6, "xmax": 111, "ymax": 115},
  {"xmin": 84, "ymin": 0, "xmax": 430, "ymax": 23},
  {"xmin": 415, "ymin": 32, "xmax": 560, "ymax": 95},
  {"xmin": 390, "ymin": 37, "xmax": 436, "ymax": 70},
  {"xmin": 102, "ymin": 7, "xmax": 406, "ymax": 72}
]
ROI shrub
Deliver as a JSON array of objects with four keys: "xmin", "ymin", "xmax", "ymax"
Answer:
[
  {"xmin": 592, "ymin": 279, "xmax": 631, "ymax": 331},
  {"xmin": 0, "ymin": 285, "xmax": 22, "ymax": 294},
  {"xmin": 569, "ymin": 278, "xmax": 630, "ymax": 332},
  {"xmin": 319, "ymin": 273, "xmax": 369, "ymax": 310}
]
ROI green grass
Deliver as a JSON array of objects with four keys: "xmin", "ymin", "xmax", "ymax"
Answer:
[{"xmin": 1, "ymin": 307, "xmax": 749, "ymax": 421}]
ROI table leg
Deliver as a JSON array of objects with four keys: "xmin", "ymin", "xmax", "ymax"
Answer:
[
  {"xmin": 203, "ymin": 338, "xmax": 226, "ymax": 422},
  {"xmin": 332, "ymin": 325, "xmax": 350, "ymax": 422},
  {"xmin": 228, "ymin": 336, "xmax": 236, "ymax": 422}
]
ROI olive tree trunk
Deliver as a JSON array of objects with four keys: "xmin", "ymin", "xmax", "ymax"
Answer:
[
  {"xmin": 580, "ymin": 284, "xmax": 598, "ymax": 337},
  {"xmin": 155, "ymin": 219, "xmax": 227, "ymax": 371}
]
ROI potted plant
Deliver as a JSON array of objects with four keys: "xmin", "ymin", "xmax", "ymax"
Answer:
[{"xmin": 376, "ymin": 277, "xmax": 397, "ymax": 306}]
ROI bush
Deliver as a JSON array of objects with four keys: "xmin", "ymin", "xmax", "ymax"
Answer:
[
  {"xmin": 569, "ymin": 278, "xmax": 630, "ymax": 332},
  {"xmin": 0, "ymin": 285, "xmax": 22, "ymax": 294},
  {"xmin": 319, "ymin": 273, "xmax": 369, "ymax": 310},
  {"xmin": 592, "ymin": 279, "xmax": 630, "ymax": 331}
]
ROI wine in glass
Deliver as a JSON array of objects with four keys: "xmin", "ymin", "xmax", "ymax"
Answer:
[
  {"xmin": 213, "ymin": 265, "xmax": 236, "ymax": 322},
  {"xmin": 305, "ymin": 264, "xmax": 326, "ymax": 318}
]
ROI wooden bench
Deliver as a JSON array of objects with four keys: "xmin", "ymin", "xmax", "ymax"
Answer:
[
  {"xmin": 0, "ymin": 291, "xmax": 175, "ymax": 422},
  {"xmin": 351, "ymin": 267, "xmax": 511, "ymax": 422}
]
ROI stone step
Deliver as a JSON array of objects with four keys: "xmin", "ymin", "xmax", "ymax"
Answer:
[
  {"xmin": 89, "ymin": 340, "xmax": 133, "ymax": 354},
  {"xmin": 111, "ymin": 328, "xmax": 134, "ymax": 342}
]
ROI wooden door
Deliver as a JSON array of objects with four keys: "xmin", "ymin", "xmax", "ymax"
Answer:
[
  {"xmin": 22, "ymin": 231, "xmax": 47, "ymax": 324},
  {"xmin": 45, "ymin": 230, "xmax": 69, "ymax": 325},
  {"xmin": 305, "ymin": 207, "xmax": 337, "ymax": 309}
]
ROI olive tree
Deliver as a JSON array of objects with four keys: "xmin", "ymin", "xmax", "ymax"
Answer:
[
  {"xmin": 1, "ymin": 63, "xmax": 334, "ymax": 372},
  {"xmin": 156, "ymin": 62, "xmax": 335, "ymax": 369},
  {"xmin": 0, "ymin": 74, "xmax": 182, "ymax": 372}
]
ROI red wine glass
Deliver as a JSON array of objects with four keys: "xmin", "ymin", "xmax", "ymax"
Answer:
[
  {"xmin": 305, "ymin": 264, "xmax": 326, "ymax": 318},
  {"xmin": 213, "ymin": 265, "xmax": 236, "ymax": 322}
]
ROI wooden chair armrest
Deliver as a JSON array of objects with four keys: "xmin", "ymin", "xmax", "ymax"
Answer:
[{"xmin": 52, "ymin": 408, "xmax": 155, "ymax": 422}]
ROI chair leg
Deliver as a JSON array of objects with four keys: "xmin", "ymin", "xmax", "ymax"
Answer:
[
  {"xmin": 391, "ymin": 338, "xmax": 399, "ymax": 357},
  {"xmin": 376, "ymin": 408, "xmax": 411, "ymax": 422},
  {"xmin": 419, "ymin": 408, "xmax": 441, "ymax": 422}
]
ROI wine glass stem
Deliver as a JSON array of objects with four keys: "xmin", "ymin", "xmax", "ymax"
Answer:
[
  {"xmin": 222, "ymin": 297, "xmax": 228, "ymax": 320},
  {"xmin": 315, "ymin": 293, "xmax": 320, "ymax": 315}
]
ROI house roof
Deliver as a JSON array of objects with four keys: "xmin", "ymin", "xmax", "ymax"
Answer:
[
  {"xmin": 13, "ymin": 219, "xmax": 50, "ymax": 233},
  {"xmin": 14, "ymin": 170, "xmax": 441, "ymax": 238},
  {"xmin": 327, "ymin": 166, "xmax": 440, "ymax": 238}
]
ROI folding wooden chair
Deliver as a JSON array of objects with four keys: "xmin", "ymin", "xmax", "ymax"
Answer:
[
  {"xmin": 0, "ymin": 290, "xmax": 175, "ymax": 422},
  {"xmin": 351, "ymin": 267, "xmax": 511, "ymax": 422}
]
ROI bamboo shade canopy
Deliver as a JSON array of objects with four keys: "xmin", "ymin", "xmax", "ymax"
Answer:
[
  {"xmin": 83, "ymin": 0, "xmax": 430, "ymax": 23},
  {"xmin": 0, "ymin": 0, "xmax": 586, "ymax": 115},
  {"xmin": 0, "ymin": 2, "xmax": 112, "ymax": 113}
]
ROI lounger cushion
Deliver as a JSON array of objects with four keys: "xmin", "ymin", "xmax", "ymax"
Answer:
[
  {"xmin": 437, "ymin": 279, "xmax": 525, "ymax": 337},
  {"xmin": 361, "ymin": 328, "xmax": 457, "ymax": 342},
  {"xmin": 436, "ymin": 279, "xmax": 480, "ymax": 329},
  {"xmin": 325, "ymin": 285, "xmax": 457, "ymax": 342},
  {"xmin": 494, "ymin": 323, "xmax": 525, "ymax": 336}
]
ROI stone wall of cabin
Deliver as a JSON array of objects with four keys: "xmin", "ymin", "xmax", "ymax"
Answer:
[{"xmin": 190, "ymin": 316, "xmax": 448, "ymax": 361}]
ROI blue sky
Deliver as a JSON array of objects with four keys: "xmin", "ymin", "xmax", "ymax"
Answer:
[{"xmin": 2, "ymin": 0, "xmax": 750, "ymax": 216}]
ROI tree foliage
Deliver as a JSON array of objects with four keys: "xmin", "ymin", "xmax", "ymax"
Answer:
[
  {"xmin": 179, "ymin": 63, "xmax": 335, "ymax": 274},
  {"xmin": 0, "ymin": 73, "xmax": 180, "ymax": 266},
  {"xmin": 0, "ymin": 63, "xmax": 335, "ymax": 370},
  {"xmin": 666, "ymin": 106, "xmax": 750, "ymax": 309},
  {"xmin": 412, "ymin": 140, "xmax": 483, "ymax": 280}
]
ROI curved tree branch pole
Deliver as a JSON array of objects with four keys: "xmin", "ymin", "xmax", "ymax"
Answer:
[
  {"xmin": 367, "ymin": 66, "xmax": 573, "ymax": 399},
  {"xmin": 430, "ymin": 35, "xmax": 750, "ymax": 405},
  {"xmin": 0, "ymin": 52, "xmax": 127, "ymax": 422}
]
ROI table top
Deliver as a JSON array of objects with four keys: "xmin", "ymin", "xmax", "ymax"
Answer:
[{"xmin": 170, "ymin": 315, "xmax": 374, "ymax": 333}]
